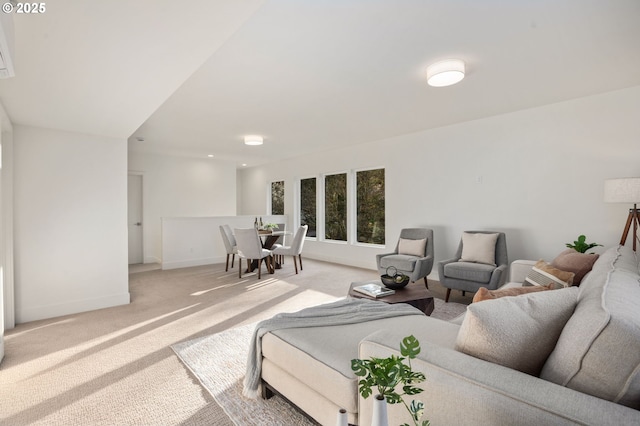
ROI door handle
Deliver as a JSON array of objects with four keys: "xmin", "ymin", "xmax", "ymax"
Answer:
[{"xmin": 135, "ymin": 222, "xmax": 142, "ymax": 226}]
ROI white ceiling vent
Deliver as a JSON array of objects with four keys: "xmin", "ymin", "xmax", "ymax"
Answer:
[{"xmin": 0, "ymin": 12, "xmax": 15, "ymax": 78}]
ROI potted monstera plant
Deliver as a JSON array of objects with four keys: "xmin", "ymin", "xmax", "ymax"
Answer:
[{"xmin": 351, "ymin": 335, "xmax": 430, "ymax": 426}]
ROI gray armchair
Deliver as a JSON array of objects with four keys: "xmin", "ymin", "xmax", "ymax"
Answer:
[
  {"xmin": 438, "ymin": 231, "xmax": 508, "ymax": 302},
  {"xmin": 376, "ymin": 228, "xmax": 434, "ymax": 288}
]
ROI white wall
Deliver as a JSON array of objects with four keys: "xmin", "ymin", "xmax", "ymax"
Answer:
[
  {"xmin": 14, "ymin": 125, "xmax": 130, "ymax": 323},
  {"xmin": 0, "ymin": 100, "xmax": 13, "ymax": 362},
  {"xmin": 161, "ymin": 214, "xmax": 287, "ymax": 270},
  {"xmin": 128, "ymin": 152, "xmax": 237, "ymax": 263},
  {"xmin": 238, "ymin": 86, "xmax": 640, "ymax": 273}
]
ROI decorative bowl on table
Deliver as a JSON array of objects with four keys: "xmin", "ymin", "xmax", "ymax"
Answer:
[{"xmin": 381, "ymin": 266, "xmax": 410, "ymax": 289}]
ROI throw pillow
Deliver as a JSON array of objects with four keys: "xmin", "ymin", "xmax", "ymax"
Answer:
[
  {"xmin": 455, "ymin": 286, "xmax": 579, "ymax": 376},
  {"xmin": 551, "ymin": 249, "xmax": 599, "ymax": 285},
  {"xmin": 472, "ymin": 283, "xmax": 553, "ymax": 303},
  {"xmin": 398, "ymin": 238, "xmax": 426, "ymax": 257},
  {"xmin": 459, "ymin": 232, "xmax": 499, "ymax": 266},
  {"xmin": 524, "ymin": 260, "xmax": 575, "ymax": 289}
]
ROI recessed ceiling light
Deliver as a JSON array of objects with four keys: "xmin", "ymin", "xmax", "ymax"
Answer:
[
  {"xmin": 244, "ymin": 135, "xmax": 263, "ymax": 146},
  {"xmin": 207, "ymin": 154, "xmax": 214, "ymax": 158},
  {"xmin": 426, "ymin": 59, "xmax": 465, "ymax": 87},
  {"xmin": 242, "ymin": 163, "xmax": 247, "ymax": 167}
]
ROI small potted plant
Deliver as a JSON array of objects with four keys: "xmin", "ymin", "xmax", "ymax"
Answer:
[
  {"xmin": 351, "ymin": 335, "xmax": 430, "ymax": 426},
  {"xmin": 262, "ymin": 223, "xmax": 279, "ymax": 231},
  {"xmin": 566, "ymin": 235, "xmax": 602, "ymax": 254}
]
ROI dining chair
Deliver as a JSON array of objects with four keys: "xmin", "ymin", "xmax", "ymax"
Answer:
[
  {"xmin": 219, "ymin": 225, "xmax": 237, "ymax": 272},
  {"xmin": 273, "ymin": 225, "xmax": 308, "ymax": 274},
  {"xmin": 235, "ymin": 228, "xmax": 273, "ymax": 279},
  {"xmin": 272, "ymin": 223, "xmax": 286, "ymax": 246}
]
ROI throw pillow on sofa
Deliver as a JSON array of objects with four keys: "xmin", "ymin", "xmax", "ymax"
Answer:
[
  {"xmin": 472, "ymin": 283, "xmax": 553, "ymax": 303},
  {"xmin": 456, "ymin": 286, "xmax": 579, "ymax": 376},
  {"xmin": 524, "ymin": 260, "xmax": 575, "ymax": 288},
  {"xmin": 550, "ymin": 249, "xmax": 599, "ymax": 285}
]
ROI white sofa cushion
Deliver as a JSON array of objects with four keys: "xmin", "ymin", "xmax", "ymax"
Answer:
[
  {"xmin": 540, "ymin": 246, "xmax": 640, "ymax": 409},
  {"xmin": 456, "ymin": 286, "xmax": 579, "ymax": 376}
]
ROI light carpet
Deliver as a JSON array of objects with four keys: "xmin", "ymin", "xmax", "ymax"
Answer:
[{"xmin": 172, "ymin": 299, "xmax": 466, "ymax": 426}]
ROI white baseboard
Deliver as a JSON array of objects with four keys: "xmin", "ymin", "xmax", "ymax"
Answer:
[
  {"xmin": 144, "ymin": 256, "xmax": 161, "ymax": 264},
  {"xmin": 161, "ymin": 256, "xmax": 225, "ymax": 270},
  {"xmin": 304, "ymin": 253, "xmax": 376, "ymax": 271},
  {"xmin": 0, "ymin": 337, "xmax": 4, "ymax": 365},
  {"xmin": 16, "ymin": 292, "xmax": 131, "ymax": 324}
]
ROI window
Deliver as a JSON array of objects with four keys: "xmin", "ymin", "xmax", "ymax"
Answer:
[
  {"xmin": 356, "ymin": 168, "xmax": 385, "ymax": 244},
  {"xmin": 324, "ymin": 173, "xmax": 347, "ymax": 241},
  {"xmin": 271, "ymin": 181, "xmax": 284, "ymax": 215},
  {"xmin": 300, "ymin": 177, "xmax": 317, "ymax": 237}
]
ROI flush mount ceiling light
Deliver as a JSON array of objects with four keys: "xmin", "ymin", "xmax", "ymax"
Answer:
[
  {"xmin": 244, "ymin": 135, "xmax": 263, "ymax": 146},
  {"xmin": 426, "ymin": 59, "xmax": 465, "ymax": 87}
]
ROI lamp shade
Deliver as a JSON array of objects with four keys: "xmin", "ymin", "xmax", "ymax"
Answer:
[
  {"xmin": 426, "ymin": 59, "xmax": 465, "ymax": 87},
  {"xmin": 604, "ymin": 178, "xmax": 640, "ymax": 203}
]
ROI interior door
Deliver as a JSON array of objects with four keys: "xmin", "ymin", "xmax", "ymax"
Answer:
[{"xmin": 127, "ymin": 174, "xmax": 143, "ymax": 264}]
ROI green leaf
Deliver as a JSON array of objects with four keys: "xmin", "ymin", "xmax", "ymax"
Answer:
[
  {"xmin": 351, "ymin": 359, "xmax": 368, "ymax": 376},
  {"xmin": 385, "ymin": 392, "xmax": 402, "ymax": 404},
  {"xmin": 400, "ymin": 335, "xmax": 421, "ymax": 358},
  {"xmin": 358, "ymin": 381, "xmax": 372, "ymax": 399},
  {"xmin": 410, "ymin": 400, "xmax": 425, "ymax": 420},
  {"xmin": 403, "ymin": 385, "xmax": 423, "ymax": 395}
]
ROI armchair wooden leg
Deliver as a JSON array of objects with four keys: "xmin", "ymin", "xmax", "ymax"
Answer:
[
  {"xmin": 299, "ymin": 254, "xmax": 303, "ymax": 271},
  {"xmin": 423, "ymin": 277, "xmax": 428, "ymax": 289},
  {"xmin": 445, "ymin": 288, "xmax": 451, "ymax": 303},
  {"xmin": 225, "ymin": 254, "xmax": 230, "ymax": 272},
  {"xmin": 238, "ymin": 258, "xmax": 242, "ymax": 279},
  {"xmin": 293, "ymin": 256, "xmax": 299, "ymax": 274},
  {"xmin": 231, "ymin": 254, "xmax": 235, "ymax": 268}
]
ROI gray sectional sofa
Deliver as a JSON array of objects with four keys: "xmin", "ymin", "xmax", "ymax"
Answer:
[{"xmin": 259, "ymin": 245, "xmax": 640, "ymax": 425}]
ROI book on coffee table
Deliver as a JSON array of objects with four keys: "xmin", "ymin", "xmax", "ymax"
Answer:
[{"xmin": 352, "ymin": 282, "xmax": 395, "ymax": 298}]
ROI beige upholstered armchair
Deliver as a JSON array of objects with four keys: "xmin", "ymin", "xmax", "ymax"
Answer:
[
  {"xmin": 376, "ymin": 228, "xmax": 434, "ymax": 288},
  {"xmin": 438, "ymin": 231, "xmax": 508, "ymax": 302}
]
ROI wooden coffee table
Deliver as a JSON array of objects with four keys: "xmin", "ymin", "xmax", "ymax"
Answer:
[{"xmin": 348, "ymin": 281, "xmax": 435, "ymax": 316}]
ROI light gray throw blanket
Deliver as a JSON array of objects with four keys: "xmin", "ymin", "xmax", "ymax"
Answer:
[{"xmin": 242, "ymin": 297, "xmax": 425, "ymax": 398}]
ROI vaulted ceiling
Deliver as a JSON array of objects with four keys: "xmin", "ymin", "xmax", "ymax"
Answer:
[{"xmin": 1, "ymin": 0, "xmax": 640, "ymax": 167}]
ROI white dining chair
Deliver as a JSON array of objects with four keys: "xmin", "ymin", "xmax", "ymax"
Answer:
[
  {"xmin": 273, "ymin": 225, "xmax": 308, "ymax": 274},
  {"xmin": 235, "ymin": 228, "xmax": 273, "ymax": 279},
  {"xmin": 219, "ymin": 224, "xmax": 237, "ymax": 272}
]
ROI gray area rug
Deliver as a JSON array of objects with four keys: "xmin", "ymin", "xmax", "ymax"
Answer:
[{"xmin": 171, "ymin": 299, "xmax": 466, "ymax": 426}]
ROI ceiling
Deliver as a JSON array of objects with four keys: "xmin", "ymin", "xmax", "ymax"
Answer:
[{"xmin": 1, "ymin": 1, "xmax": 640, "ymax": 168}]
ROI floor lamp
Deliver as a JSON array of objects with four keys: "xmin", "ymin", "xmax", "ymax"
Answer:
[{"xmin": 604, "ymin": 177, "xmax": 640, "ymax": 252}]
